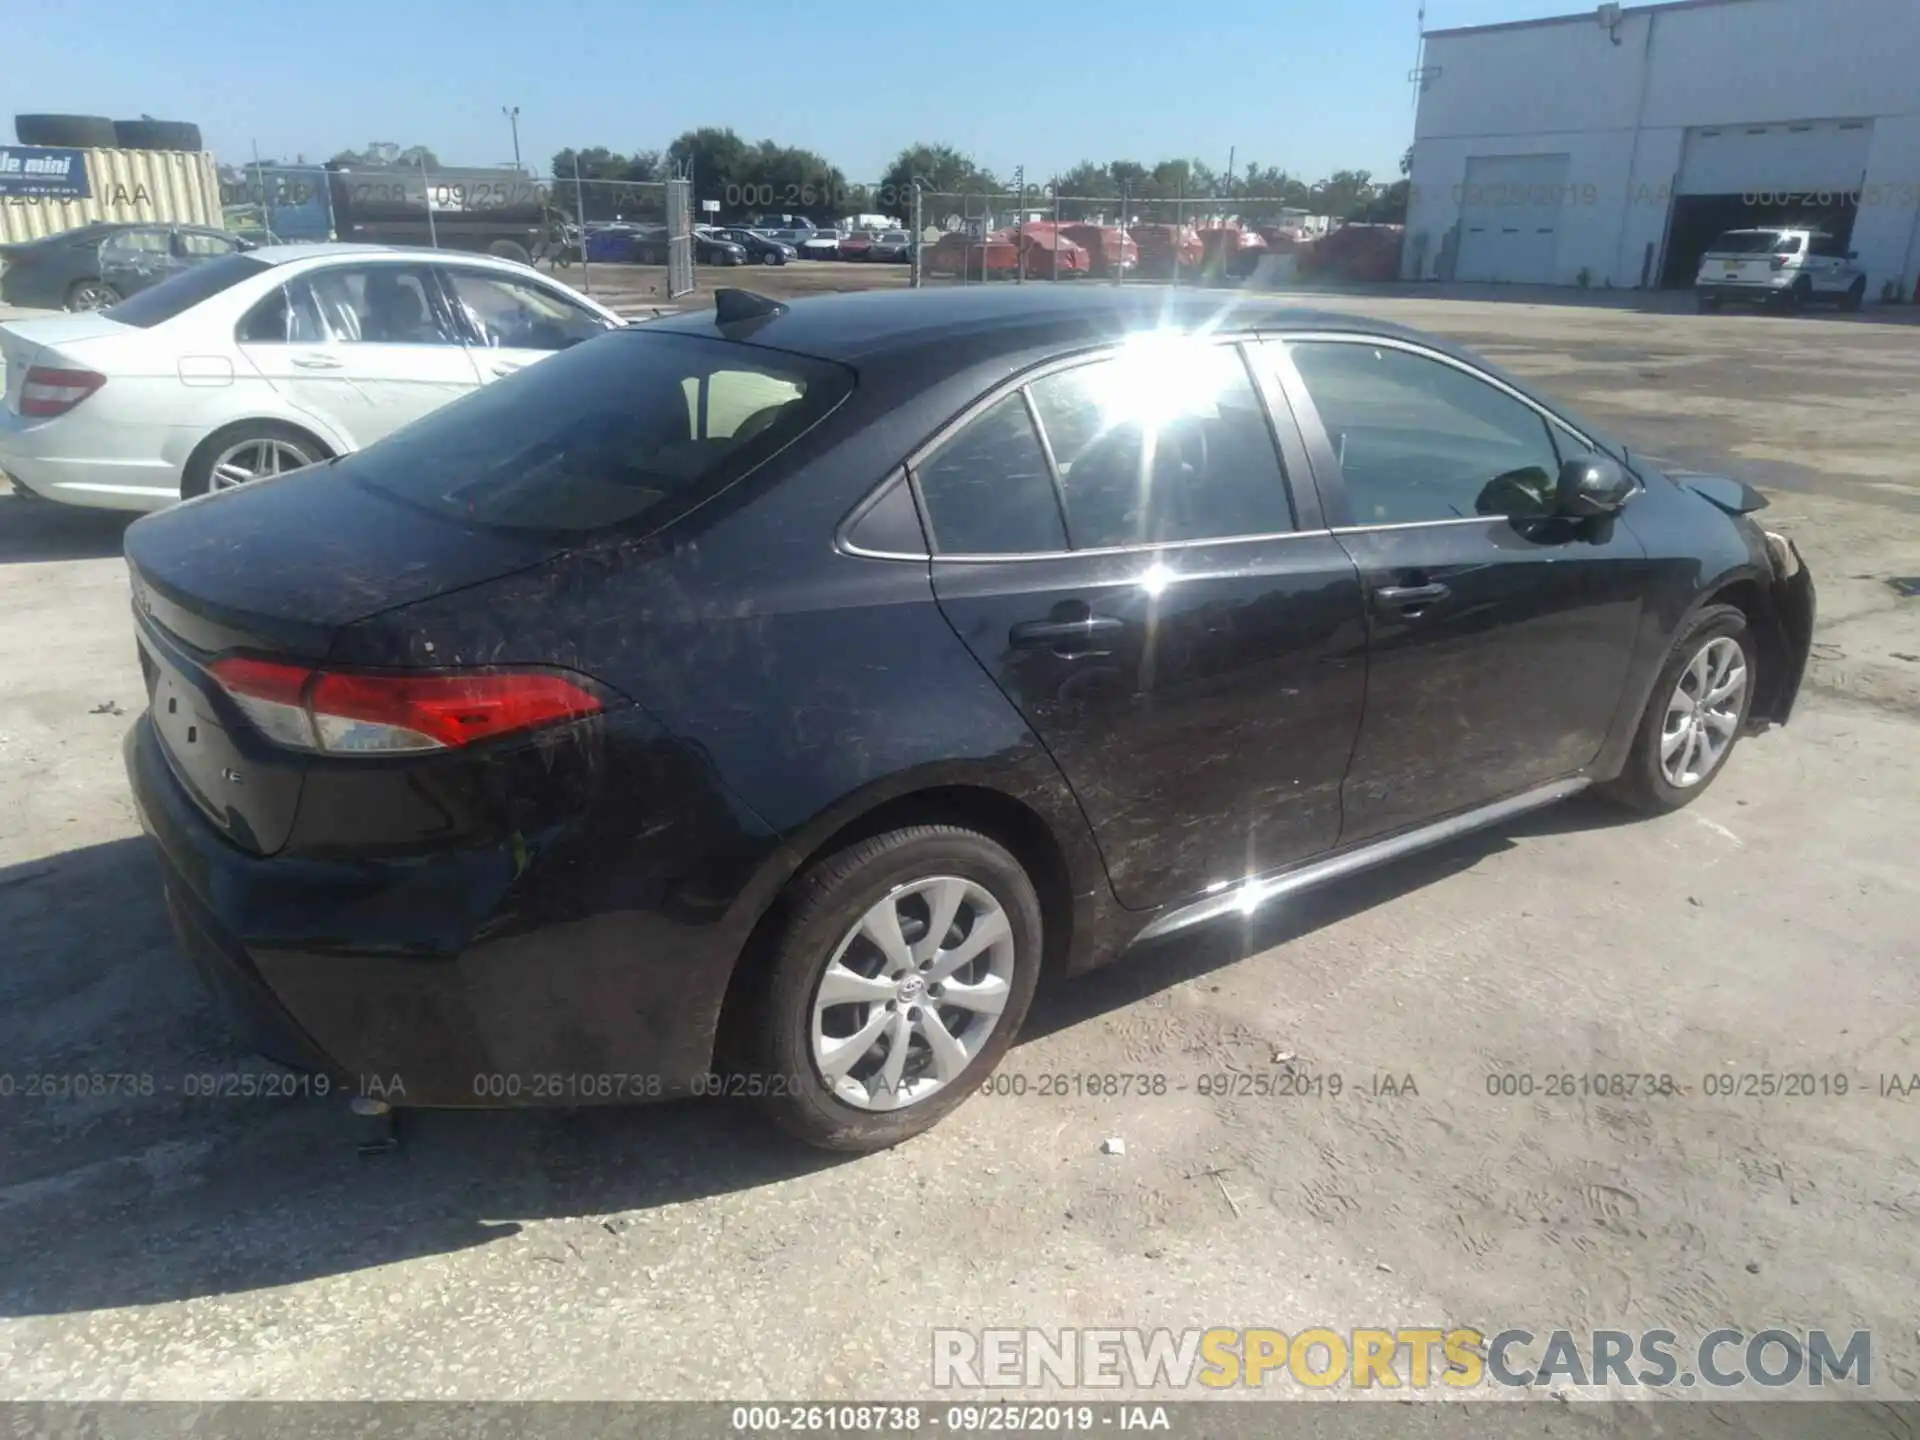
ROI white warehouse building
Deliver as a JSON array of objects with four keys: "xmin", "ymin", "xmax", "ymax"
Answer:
[{"xmin": 1402, "ymin": 0, "xmax": 1920, "ymax": 298}]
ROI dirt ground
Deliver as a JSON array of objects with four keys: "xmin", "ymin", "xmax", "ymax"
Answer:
[{"xmin": 0, "ymin": 286, "xmax": 1916, "ymax": 1416}]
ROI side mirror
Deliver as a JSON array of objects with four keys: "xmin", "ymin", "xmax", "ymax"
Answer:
[
  {"xmin": 1556, "ymin": 456, "xmax": 1635, "ymax": 517},
  {"xmin": 1847, "ymin": 250, "xmax": 1859, "ymax": 261}
]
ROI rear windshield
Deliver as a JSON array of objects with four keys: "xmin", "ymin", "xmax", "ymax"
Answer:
[
  {"xmin": 340, "ymin": 330, "xmax": 853, "ymax": 533},
  {"xmin": 104, "ymin": 254, "xmax": 270, "ymax": 327},
  {"xmin": 1709, "ymin": 231, "xmax": 1799, "ymax": 255}
]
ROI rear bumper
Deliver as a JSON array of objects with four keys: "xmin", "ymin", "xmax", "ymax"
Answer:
[
  {"xmin": 1695, "ymin": 279, "xmax": 1792, "ymax": 302},
  {"xmin": 123, "ymin": 715, "xmax": 750, "ymax": 1106},
  {"xmin": 0, "ymin": 410, "xmax": 181, "ymax": 512}
]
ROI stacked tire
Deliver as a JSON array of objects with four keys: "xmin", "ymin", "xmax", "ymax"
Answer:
[{"xmin": 12, "ymin": 115, "xmax": 203, "ymax": 151}]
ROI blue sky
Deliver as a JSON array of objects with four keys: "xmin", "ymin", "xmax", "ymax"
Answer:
[{"xmin": 13, "ymin": 0, "xmax": 1577, "ymax": 183}]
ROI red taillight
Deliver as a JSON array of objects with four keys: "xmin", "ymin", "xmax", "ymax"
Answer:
[
  {"xmin": 1770, "ymin": 255, "xmax": 1789, "ymax": 271},
  {"xmin": 20, "ymin": 365, "xmax": 106, "ymax": 418},
  {"xmin": 208, "ymin": 658, "xmax": 604, "ymax": 755}
]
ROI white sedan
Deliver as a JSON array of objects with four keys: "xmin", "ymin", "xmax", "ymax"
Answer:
[{"xmin": 0, "ymin": 243, "xmax": 626, "ymax": 512}]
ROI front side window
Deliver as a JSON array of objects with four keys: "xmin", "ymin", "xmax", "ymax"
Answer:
[
  {"xmin": 914, "ymin": 395, "xmax": 1066, "ymax": 555},
  {"xmin": 443, "ymin": 269, "xmax": 611, "ymax": 351},
  {"xmin": 1027, "ymin": 341, "xmax": 1293, "ymax": 549},
  {"xmin": 1287, "ymin": 340, "xmax": 1564, "ymax": 524},
  {"xmin": 340, "ymin": 331, "xmax": 851, "ymax": 533}
]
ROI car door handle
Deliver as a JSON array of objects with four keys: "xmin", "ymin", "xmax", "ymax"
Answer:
[
  {"xmin": 1373, "ymin": 582, "xmax": 1451, "ymax": 613},
  {"xmin": 289, "ymin": 354, "xmax": 342, "ymax": 370},
  {"xmin": 1009, "ymin": 615, "xmax": 1124, "ymax": 654}
]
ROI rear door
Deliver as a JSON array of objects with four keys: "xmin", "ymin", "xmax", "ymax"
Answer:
[
  {"xmin": 437, "ymin": 264, "xmax": 618, "ymax": 384},
  {"xmin": 235, "ymin": 260, "xmax": 484, "ymax": 448},
  {"xmin": 924, "ymin": 337, "xmax": 1368, "ymax": 911},
  {"xmin": 1271, "ymin": 334, "xmax": 1649, "ymax": 843}
]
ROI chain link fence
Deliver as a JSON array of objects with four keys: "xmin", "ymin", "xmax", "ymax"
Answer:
[
  {"xmin": 902, "ymin": 186, "xmax": 1350, "ymax": 288},
  {"xmin": 216, "ymin": 162, "xmax": 695, "ymax": 301}
]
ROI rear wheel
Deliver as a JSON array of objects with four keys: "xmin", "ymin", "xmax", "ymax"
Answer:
[
  {"xmin": 65, "ymin": 279, "xmax": 121, "ymax": 312},
  {"xmin": 752, "ymin": 826, "xmax": 1043, "ymax": 1152},
  {"xmin": 1782, "ymin": 277, "xmax": 1812, "ymax": 311},
  {"xmin": 181, "ymin": 421, "xmax": 328, "ymax": 500},
  {"xmin": 1696, "ymin": 293, "xmax": 1721, "ymax": 313},
  {"xmin": 1842, "ymin": 277, "xmax": 1866, "ymax": 312},
  {"xmin": 486, "ymin": 239, "xmax": 532, "ymax": 265},
  {"xmin": 1600, "ymin": 605, "xmax": 1755, "ymax": 813}
]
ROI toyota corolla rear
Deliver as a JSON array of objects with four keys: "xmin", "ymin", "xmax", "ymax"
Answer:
[{"xmin": 122, "ymin": 323, "xmax": 855, "ymax": 1102}]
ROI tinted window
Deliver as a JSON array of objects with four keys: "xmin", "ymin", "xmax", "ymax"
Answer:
[
  {"xmin": 236, "ymin": 280, "xmax": 330, "ymax": 344},
  {"xmin": 102, "ymin": 254, "xmax": 270, "ymax": 328},
  {"xmin": 1289, "ymin": 340, "xmax": 1563, "ymax": 524},
  {"xmin": 1028, "ymin": 342, "xmax": 1292, "ymax": 549},
  {"xmin": 343, "ymin": 332, "xmax": 851, "ymax": 533},
  {"xmin": 1808, "ymin": 234, "xmax": 1845, "ymax": 258},
  {"xmin": 915, "ymin": 395, "xmax": 1066, "ymax": 554},
  {"xmin": 443, "ymin": 269, "xmax": 610, "ymax": 350}
]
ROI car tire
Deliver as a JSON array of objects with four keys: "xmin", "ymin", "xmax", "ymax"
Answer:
[
  {"xmin": 1783, "ymin": 277, "xmax": 1812, "ymax": 312},
  {"xmin": 1600, "ymin": 604, "xmax": 1756, "ymax": 815},
  {"xmin": 1842, "ymin": 277, "xmax": 1866, "ymax": 313},
  {"xmin": 111, "ymin": 119, "xmax": 204, "ymax": 152},
  {"xmin": 1696, "ymin": 293, "xmax": 1720, "ymax": 313},
  {"xmin": 486, "ymin": 239, "xmax": 532, "ymax": 265},
  {"xmin": 64, "ymin": 279, "xmax": 121, "ymax": 312},
  {"xmin": 751, "ymin": 825, "xmax": 1044, "ymax": 1153},
  {"xmin": 14, "ymin": 113, "xmax": 119, "ymax": 148},
  {"xmin": 180, "ymin": 420, "xmax": 329, "ymax": 500}
]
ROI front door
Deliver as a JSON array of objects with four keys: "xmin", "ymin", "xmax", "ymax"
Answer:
[
  {"xmin": 1273, "ymin": 335, "xmax": 1649, "ymax": 842},
  {"xmin": 236, "ymin": 261, "xmax": 483, "ymax": 450},
  {"xmin": 923, "ymin": 338, "xmax": 1368, "ymax": 911}
]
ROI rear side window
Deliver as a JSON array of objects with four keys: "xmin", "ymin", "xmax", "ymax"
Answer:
[
  {"xmin": 1028, "ymin": 343, "xmax": 1293, "ymax": 549},
  {"xmin": 914, "ymin": 395, "xmax": 1066, "ymax": 555},
  {"xmin": 102, "ymin": 253, "xmax": 270, "ymax": 328},
  {"xmin": 340, "ymin": 331, "xmax": 852, "ymax": 533}
]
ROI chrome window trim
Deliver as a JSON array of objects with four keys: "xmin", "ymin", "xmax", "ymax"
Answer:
[
  {"xmin": 1272, "ymin": 331, "xmax": 1644, "ymax": 531},
  {"xmin": 921, "ymin": 525, "xmax": 1336, "ymax": 565},
  {"xmin": 836, "ymin": 468, "xmax": 932, "ymax": 561}
]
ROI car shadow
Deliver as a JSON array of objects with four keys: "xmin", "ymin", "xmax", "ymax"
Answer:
[
  {"xmin": 0, "ymin": 794, "xmax": 1632, "ymax": 1318},
  {"xmin": 0, "ymin": 491, "xmax": 133, "ymax": 564}
]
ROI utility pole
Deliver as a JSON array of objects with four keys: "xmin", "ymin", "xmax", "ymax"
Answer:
[{"xmin": 502, "ymin": 106, "xmax": 522, "ymax": 173}]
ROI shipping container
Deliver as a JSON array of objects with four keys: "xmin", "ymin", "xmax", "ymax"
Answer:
[{"xmin": 0, "ymin": 147, "xmax": 222, "ymax": 246}]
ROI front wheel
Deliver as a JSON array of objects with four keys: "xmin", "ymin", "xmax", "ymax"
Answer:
[
  {"xmin": 752, "ymin": 826, "xmax": 1043, "ymax": 1152},
  {"xmin": 1600, "ymin": 605, "xmax": 1755, "ymax": 813}
]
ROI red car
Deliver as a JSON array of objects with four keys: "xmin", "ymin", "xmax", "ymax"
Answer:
[
  {"xmin": 1058, "ymin": 223, "xmax": 1138, "ymax": 277},
  {"xmin": 1127, "ymin": 222, "xmax": 1204, "ymax": 278}
]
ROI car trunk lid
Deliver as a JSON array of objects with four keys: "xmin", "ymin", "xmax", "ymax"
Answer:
[{"xmin": 125, "ymin": 465, "xmax": 571, "ymax": 853}]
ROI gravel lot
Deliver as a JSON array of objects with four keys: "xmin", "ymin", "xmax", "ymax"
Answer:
[{"xmin": 0, "ymin": 287, "xmax": 1916, "ymax": 1414}]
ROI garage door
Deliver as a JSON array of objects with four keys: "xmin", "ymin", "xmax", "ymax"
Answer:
[
  {"xmin": 1677, "ymin": 119, "xmax": 1873, "ymax": 196},
  {"xmin": 1455, "ymin": 154, "xmax": 1570, "ymax": 284}
]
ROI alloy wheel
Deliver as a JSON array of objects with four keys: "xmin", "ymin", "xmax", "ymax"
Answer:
[
  {"xmin": 1660, "ymin": 635, "xmax": 1747, "ymax": 788},
  {"xmin": 66, "ymin": 282, "xmax": 119, "ymax": 311},
  {"xmin": 809, "ymin": 875, "xmax": 1016, "ymax": 1112},
  {"xmin": 209, "ymin": 437, "xmax": 317, "ymax": 492}
]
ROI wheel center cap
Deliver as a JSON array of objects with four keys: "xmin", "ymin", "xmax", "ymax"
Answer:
[{"xmin": 897, "ymin": 973, "xmax": 926, "ymax": 1004}]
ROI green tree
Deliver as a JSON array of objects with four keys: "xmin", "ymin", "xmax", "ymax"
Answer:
[
  {"xmin": 880, "ymin": 143, "xmax": 1000, "ymax": 212},
  {"xmin": 738, "ymin": 141, "xmax": 848, "ymax": 222},
  {"xmin": 667, "ymin": 127, "xmax": 753, "ymax": 208}
]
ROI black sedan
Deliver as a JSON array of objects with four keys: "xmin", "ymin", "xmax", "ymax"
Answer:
[
  {"xmin": 712, "ymin": 226, "xmax": 796, "ymax": 265},
  {"xmin": 121, "ymin": 286, "xmax": 1814, "ymax": 1152},
  {"xmin": 0, "ymin": 222, "xmax": 251, "ymax": 311}
]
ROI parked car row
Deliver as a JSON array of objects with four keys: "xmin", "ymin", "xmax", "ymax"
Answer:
[{"xmin": 1, "ymin": 222, "xmax": 257, "ymax": 312}]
